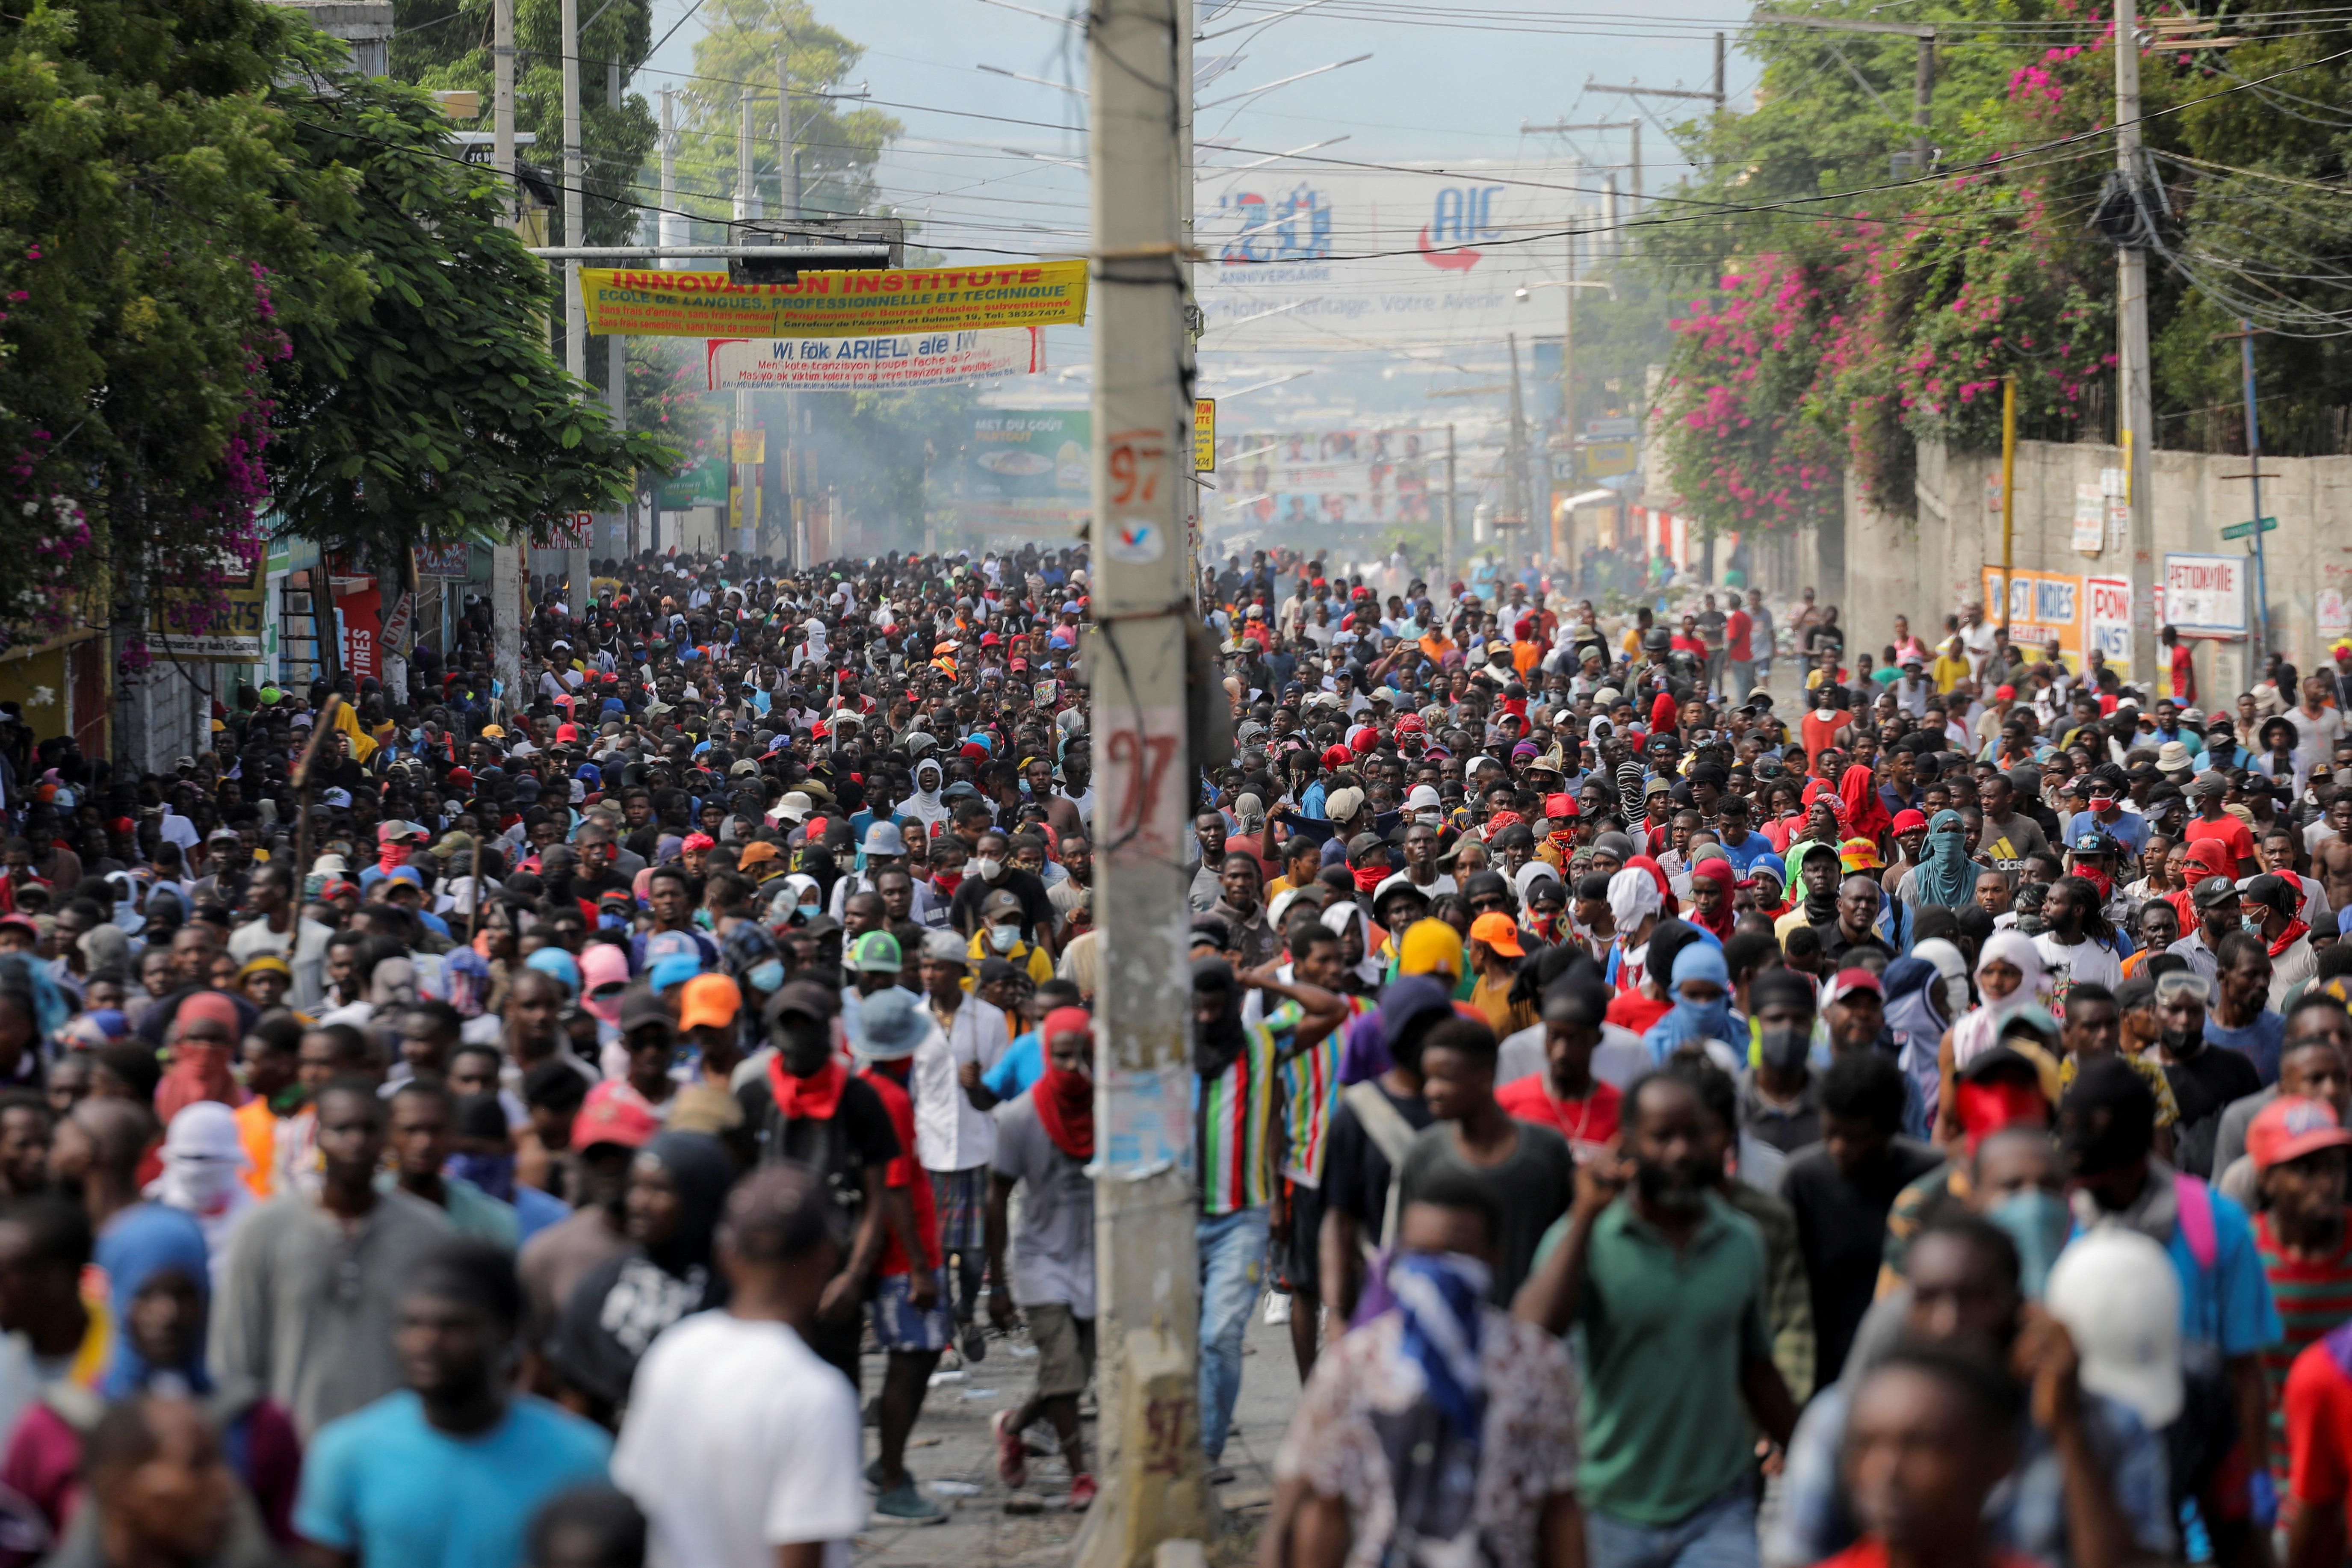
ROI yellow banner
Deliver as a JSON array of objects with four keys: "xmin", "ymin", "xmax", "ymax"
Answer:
[{"xmin": 581, "ymin": 263, "xmax": 1090, "ymax": 339}]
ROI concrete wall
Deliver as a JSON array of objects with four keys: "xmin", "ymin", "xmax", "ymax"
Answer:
[{"xmin": 1839, "ymin": 437, "xmax": 2352, "ymax": 700}]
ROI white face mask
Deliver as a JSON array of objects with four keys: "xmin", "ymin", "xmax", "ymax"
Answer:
[
  {"xmin": 987, "ymin": 924, "xmax": 1022, "ymax": 953},
  {"xmin": 972, "ymin": 856, "xmax": 1004, "ymax": 881}
]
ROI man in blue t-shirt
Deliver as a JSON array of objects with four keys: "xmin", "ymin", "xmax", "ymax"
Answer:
[
  {"xmin": 2206, "ymin": 930, "xmax": 2289, "ymax": 1086},
  {"xmin": 1709, "ymin": 795, "xmax": 1782, "ymax": 877},
  {"xmin": 295, "ymin": 1237, "xmax": 612, "ymax": 1568}
]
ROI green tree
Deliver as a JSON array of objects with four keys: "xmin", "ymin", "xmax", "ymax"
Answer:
[
  {"xmin": 264, "ymin": 47, "xmax": 677, "ymax": 558},
  {"xmin": 388, "ymin": 0, "xmax": 656, "ymax": 249},
  {"xmin": 0, "ymin": 0, "xmax": 335, "ymax": 645},
  {"xmin": 669, "ymin": 0, "xmax": 899, "ymax": 232}
]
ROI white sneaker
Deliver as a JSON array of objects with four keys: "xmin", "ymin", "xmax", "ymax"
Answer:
[{"xmin": 1262, "ymin": 1290, "xmax": 1292, "ymax": 1325}]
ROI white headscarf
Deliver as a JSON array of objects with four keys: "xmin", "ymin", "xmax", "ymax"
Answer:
[
  {"xmin": 902, "ymin": 757, "xmax": 950, "ymax": 836},
  {"xmin": 1321, "ymin": 901, "xmax": 1384, "ymax": 987},
  {"xmin": 1952, "ymin": 929, "xmax": 2053, "ymax": 1069},
  {"xmin": 1607, "ymin": 865, "xmax": 1663, "ymax": 933}
]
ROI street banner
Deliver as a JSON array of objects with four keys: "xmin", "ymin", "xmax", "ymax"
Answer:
[
  {"xmin": 1983, "ymin": 565, "xmax": 2086, "ymax": 663},
  {"xmin": 582, "ymin": 263, "xmax": 1089, "ymax": 339},
  {"xmin": 412, "ymin": 544, "xmax": 472, "ymax": 579},
  {"xmin": 704, "ymin": 328, "xmax": 1043, "ymax": 390},
  {"xmin": 959, "ymin": 410, "xmax": 1090, "ymax": 534},
  {"xmin": 1196, "ymin": 160, "xmax": 1586, "ymax": 350},
  {"xmin": 2162, "ymin": 553, "xmax": 2248, "ymax": 636},
  {"xmin": 1216, "ymin": 425, "xmax": 1439, "ymax": 528},
  {"xmin": 335, "ymin": 581, "xmax": 381, "ymax": 684},
  {"xmin": 150, "ymin": 542, "xmax": 265, "ymax": 662},
  {"xmin": 2086, "ymin": 576, "xmax": 2135, "ymax": 681}
]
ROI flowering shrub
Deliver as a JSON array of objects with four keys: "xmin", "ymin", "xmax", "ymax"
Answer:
[{"xmin": 1655, "ymin": 6, "xmax": 2122, "ymax": 532}]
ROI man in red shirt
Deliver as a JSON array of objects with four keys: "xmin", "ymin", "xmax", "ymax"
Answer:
[
  {"xmin": 2185, "ymin": 774, "xmax": 2260, "ymax": 879},
  {"xmin": 851, "ymin": 987, "xmax": 951, "ymax": 1521},
  {"xmin": 1726, "ymin": 601, "xmax": 1756, "ymax": 703},
  {"xmin": 1496, "ymin": 972, "xmax": 1621, "ymax": 1163},
  {"xmin": 1802, "ymin": 687, "xmax": 1856, "ymax": 776}
]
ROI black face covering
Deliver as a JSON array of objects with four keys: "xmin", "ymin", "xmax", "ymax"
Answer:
[{"xmin": 1192, "ymin": 956, "xmax": 1247, "ymax": 1079}]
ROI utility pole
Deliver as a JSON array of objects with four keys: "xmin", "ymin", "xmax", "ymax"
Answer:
[
  {"xmin": 735, "ymin": 90, "xmax": 756, "ymax": 556},
  {"xmin": 2226, "ymin": 321, "xmax": 2274, "ymax": 669},
  {"xmin": 1504, "ymin": 331, "xmax": 1531, "ymax": 544},
  {"xmin": 489, "ymin": 0, "xmax": 524, "ymax": 705},
  {"xmin": 2000, "ymin": 375, "xmax": 2017, "ymax": 638},
  {"xmin": 1754, "ymin": 16, "xmax": 1935, "ymax": 174},
  {"xmin": 1558, "ymin": 194, "xmax": 1577, "ymax": 570},
  {"xmin": 2114, "ymin": 0, "xmax": 2158, "ymax": 687},
  {"xmin": 561, "ymin": 0, "xmax": 589, "ymax": 613},
  {"xmin": 1075, "ymin": 0, "xmax": 1204, "ymax": 1550},
  {"xmin": 1715, "ymin": 32, "xmax": 1727, "ymax": 107},
  {"xmin": 1524, "ymin": 118, "xmax": 1638, "ymax": 248},
  {"xmin": 778, "ymin": 52, "xmax": 800, "ymax": 568},
  {"xmin": 1445, "ymin": 423, "xmax": 1458, "ymax": 587}
]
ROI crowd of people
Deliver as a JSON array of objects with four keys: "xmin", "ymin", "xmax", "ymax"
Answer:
[{"xmin": 4, "ymin": 538, "xmax": 2352, "ymax": 1568}]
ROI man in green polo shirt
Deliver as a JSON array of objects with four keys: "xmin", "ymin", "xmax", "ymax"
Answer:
[{"xmin": 1518, "ymin": 1071, "xmax": 1799, "ymax": 1568}]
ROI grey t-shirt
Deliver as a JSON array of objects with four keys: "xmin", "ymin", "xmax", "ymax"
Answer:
[
  {"xmin": 208, "ymin": 1188, "xmax": 453, "ymax": 1439},
  {"xmin": 1395, "ymin": 1119, "xmax": 1576, "ymax": 1305},
  {"xmin": 992, "ymin": 1093, "xmax": 1096, "ymax": 1316}
]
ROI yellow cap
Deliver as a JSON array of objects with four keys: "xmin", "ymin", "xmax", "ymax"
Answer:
[{"xmin": 1398, "ymin": 918, "xmax": 1463, "ymax": 980}]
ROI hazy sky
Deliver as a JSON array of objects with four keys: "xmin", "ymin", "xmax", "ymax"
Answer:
[{"xmin": 631, "ymin": 0, "xmax": 1758, "ymax": 427}]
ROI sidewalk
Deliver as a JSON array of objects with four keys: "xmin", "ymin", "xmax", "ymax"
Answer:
[{"xmin": 855, "ymin": 1301, "xmax": 1305, "ymax": 1567}]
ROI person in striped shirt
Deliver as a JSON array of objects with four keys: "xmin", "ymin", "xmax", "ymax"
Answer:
[
  {"xmin": 1192, "ymin": 955, "xmax": 1349, "ymax": 1474},
  {"xmin": 1268, "ymin": 923, "xmax": 1376, "ymax": 1381},
  {"xmin": 2253, "ymin": 1093, "xmax": 2352, "ymax": 1512}
]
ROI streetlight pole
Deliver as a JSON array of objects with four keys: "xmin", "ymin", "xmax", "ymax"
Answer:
[
  {"xmin": 490, "ymin": 0, "xmax": 524, "ymax": 702},
  {"xmin": 561, "ymin": 0, "xmax": 589, "ymax": 611}
]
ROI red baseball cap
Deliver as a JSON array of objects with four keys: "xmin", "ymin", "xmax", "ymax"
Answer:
[
  {"xmin": 1891, "ymin": 809, "xmax": 1927, "ymax": 834},
  {"xmin": 2249, "ymin": 1096, "xmax": 2352, "ymax": 1171},
  {"xmin": 1820, "ymin": 969, "xmax": 1885, "ymax": 1007},
  {"xmin": 1544, "ymin": 791, "xmax": 1578, "ymax": 820},
  {"xmin": 572, "ymin": 1081, "xmax": 662, "ymax": 1153}
]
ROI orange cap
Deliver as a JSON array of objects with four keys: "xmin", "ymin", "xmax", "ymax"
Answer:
[
  {"xmin": 678, "ymin": 972, "xmax": 742, "ymax": 1033},
  {"xmin": 1469, "ymin": 912, "xmax": 1525, "ymax": 957}
]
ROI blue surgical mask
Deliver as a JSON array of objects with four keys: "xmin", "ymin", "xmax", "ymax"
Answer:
[
  {"xmin": 2245, "ymin": 913, "xmax": 2266, "ymax": 935},
  {"xmin": 1987, "ymin": 1188, "xmax": 2073, "ymax": 1299},
  {"xmin": 746, "ymin": 959, "xmax": 785, "ymax": 993}
]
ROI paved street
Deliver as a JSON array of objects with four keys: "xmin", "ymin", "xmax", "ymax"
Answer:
[{"xmin": 855, "ymin": 1303, "xmax": 1303, "ymax": 1566}]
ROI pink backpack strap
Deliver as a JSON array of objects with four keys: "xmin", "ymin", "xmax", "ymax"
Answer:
[{"xmin": 2175, "ymin": 1171, "xmax": 2219, "ymax": 1270}]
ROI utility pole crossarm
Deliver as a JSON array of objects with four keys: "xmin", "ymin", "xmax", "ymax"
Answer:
[
  {"xmin": 1752, "ymin": 13, "xmax": 1933, "ymax": 37},
  {"xmin": 1584, "ymin": 82, "xmax": 1721, "ymax": 101}
]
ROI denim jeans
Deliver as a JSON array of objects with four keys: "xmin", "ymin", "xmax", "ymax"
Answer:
[
  {"xmin": 1196, "ymin": 1205, "xmax": 1270, "ymax": 1459},
  {"xmin": 1587, "ymin": 1484, "xmax": 1760, "ymax": 1568},
  {"xmin": 1728, "ymin": 660, "xmax": 1755, "ymax": 704}
]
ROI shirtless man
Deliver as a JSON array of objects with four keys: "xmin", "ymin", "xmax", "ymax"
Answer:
[{"xmin": 2314, "ymin": 793, "xmax": 2352, "ymax": 917}]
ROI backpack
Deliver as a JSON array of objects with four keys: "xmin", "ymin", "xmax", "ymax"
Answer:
[{"xmin": 1341, "ymin": 1081, "xmax": 1421, "ymax": 1258}]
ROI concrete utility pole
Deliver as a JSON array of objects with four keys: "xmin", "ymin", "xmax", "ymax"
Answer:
[
  {"xmin": 735, "ymin": 90, "xmax": 757, "ymax": 556},
  {"xmin": 1445, "ymin": 423, "xmax": 1458, "ymax": 587},
  {"xmin": 1754, "ymin": 15, "xmax": 1935, "ymax": 175},
  {"xmin": 778, "ymin": 52, "xmax": 799, "ymax": 568},
  {"xmin": 2114, "ymin": 0, "xmax": 2159, "ymax": 685},
  {"xmin": 1075, "ymin": 0, "xmax": 1206, "ymax": 1551},
  {"xmin": 490, "ymin": 0, "xmax": 524, "ymax": 703},
  {"xmin": 561, "ymin": 0, "xmax": 589, "ymax": 612}
]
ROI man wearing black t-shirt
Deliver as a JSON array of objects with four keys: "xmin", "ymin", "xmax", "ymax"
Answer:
[
  {"xmin": 947, "ymin": 827, "xmax": 1056, "ymax": 949},
  {"xmin": 558, "ymin": 822, "xmax": 635, "ymax": 908},
  {"xmin": 2154, "ymin": 967, "xmax": 2263, "ymax": 1178},
  {"xmin": 736, "ymin": 979, "xmax": 901, "ymax": 1385},
  {"xmin": 1318, "ymin": 975, "xmax": 1449, "ymax": 1320}
]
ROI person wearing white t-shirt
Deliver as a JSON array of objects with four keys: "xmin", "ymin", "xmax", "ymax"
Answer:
[
  {"xmin": 2033, "ymin": 877, "xmax": 2125, "ymax": 992},
  {"xmin": 613, "ymin": 1165, "xmax": 866, "ymax": 1568}
]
